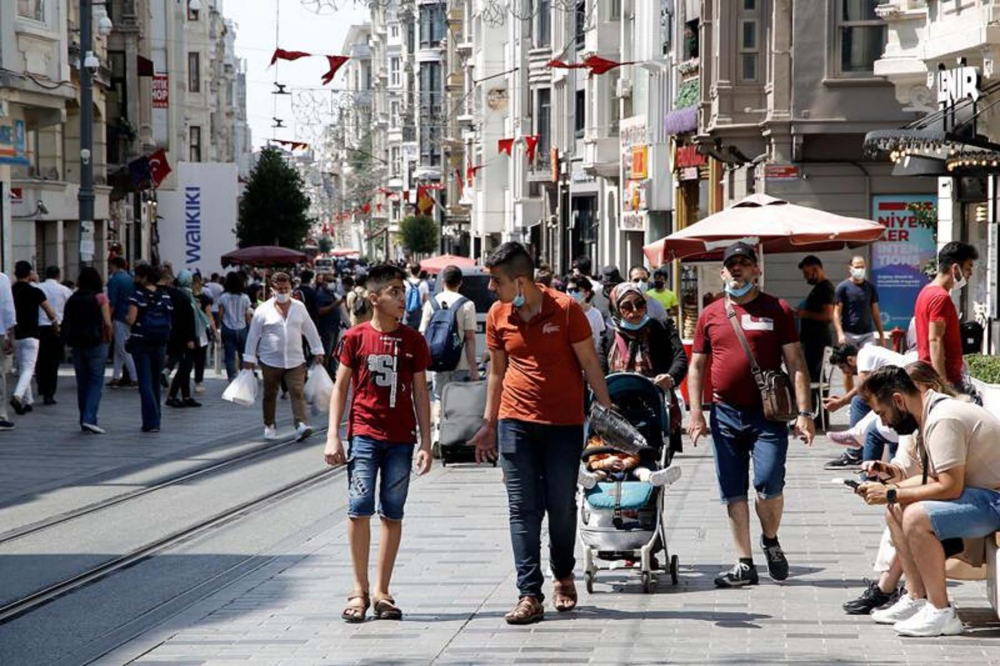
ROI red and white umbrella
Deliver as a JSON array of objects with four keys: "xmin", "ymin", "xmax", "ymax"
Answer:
[
  {"xmin": 419, "ymin": 254, "xmax": 478, "ymax": 275},
  {"xmin": 643, "ymin": 193, "xmax": 885, "ymax": 266}
]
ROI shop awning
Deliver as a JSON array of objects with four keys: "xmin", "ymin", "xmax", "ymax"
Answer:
[
  {"xmin": 665, "ymin": 105, "xmax": 698, "ymax": 136},
  {"xmin": 419, "ymin": 254, "xmax": 477, "ymax": 275}
]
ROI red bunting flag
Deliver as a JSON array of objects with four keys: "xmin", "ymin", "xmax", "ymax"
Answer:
[
  {"xmin": 362, "ymin": 202, "xmax": 371, "ymax": 214},
  {"xmin": 466, "ymin": 164, "xmax": 485, "ymax": 186},
  {"xmin": 523, "ymin": 135, "xmax": 540, "ymax": 163},
  {"xmin": 416, "ymin": 185, "xmax": 434, "ymax": 215},
  {"xmin": 455, "ymin": 168, "xmax": 464, "ymax": 196},
  {"xmin": 546, "ymin": 55, "xmax": 635, "ymax": 76},
  {"xmin": 322, "ymin": 56, "xmax": 350, "ymax": 85},
  {"xmin": 376, "ymin": 203, "xmax": 383, "ymax": 212},
  {"xmin": 498, "ymin": 138, "xmax": 514, "ymax": 156},
  {"xmin": 270, "ymin": 49, "xmax": 312, "ymax": 66}
]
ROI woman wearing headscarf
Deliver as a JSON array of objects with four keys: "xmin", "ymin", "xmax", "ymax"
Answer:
[
  {"xmin": 600, "ymin": 282, "xmax": 688, "ymax": 387},
  {"xmin": 165, "ymin": 270, "xmax": 205, "ymax": 408}
]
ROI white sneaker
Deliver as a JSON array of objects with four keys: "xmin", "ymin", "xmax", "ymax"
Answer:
[
  {"xmin": 647, "ymin": 466, "xmax": 682, "ymax": 488},
  {"xmin": 295, "ymin": 423, "xmax": 313, "ymax": 441},
  {"xmin": 578, "ymin": 467, "xmax": 599, "ymax": 490},
  {"xmin": 263, "ymin": 425, "xmax": 279, "ymax": 440},
  {"xmin": 81, "ymin": 423, "xmax": 106, "ymax": 434},
  {"xmin": 894, "ymin": 603, "xmax": 963, "ymax": 637},
  {"xmin": 871, "ymin": 595, "xmax": 926, "ymax": 625}
]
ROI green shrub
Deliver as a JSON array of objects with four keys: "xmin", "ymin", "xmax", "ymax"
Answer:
[{"xmin": 966, "ymin": 354, "xmax": 1000, "ymax": 384}]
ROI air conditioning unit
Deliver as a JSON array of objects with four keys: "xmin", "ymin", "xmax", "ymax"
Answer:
[{"xmin": 616, "ymin": 79, "xmax": 632, "ymax": 100}]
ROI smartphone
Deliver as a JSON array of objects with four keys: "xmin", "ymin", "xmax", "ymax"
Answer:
[{"xmin": 843, "ymin": 479, "xmax": 860, "ymax": 489}]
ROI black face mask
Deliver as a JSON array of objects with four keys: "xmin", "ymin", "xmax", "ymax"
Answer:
[
  {"xmin": 887, "ymin": 404, "xmax": 919, "ymax": 436},
  {"xmin": 653, "ymin": 280, "xmax": 665, "ymax": 290}
]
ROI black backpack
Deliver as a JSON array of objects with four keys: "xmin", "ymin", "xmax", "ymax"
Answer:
[
  {"xmin": 62, "ymin": 292, "xmax": 104, "ymax": 348},
  {"xmin": 424, "ymin": 295, "xmax": 469, "ymax": 372}
]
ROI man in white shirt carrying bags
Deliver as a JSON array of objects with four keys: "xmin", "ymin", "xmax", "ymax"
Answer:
[{"xmin": 243, "ymin": 272, "xmax": 325, "ymax": 441}]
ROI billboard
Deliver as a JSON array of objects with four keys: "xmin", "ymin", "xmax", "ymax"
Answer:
[
  {"xmin": 871, "ymin": 195, "xmax": 937, "ymax": 331},
  {"xmin": 158, "ymin": 162, "xmax": 238, "ymax": 276}
]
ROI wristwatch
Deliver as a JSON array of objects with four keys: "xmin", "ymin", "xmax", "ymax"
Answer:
[
  {"xmin": 797, "ymin": 410, "xmax": 816, "ymax": 419},
  {"xmin": 887, "ymin": 487, "xmax": 898, "ymax": 507}
]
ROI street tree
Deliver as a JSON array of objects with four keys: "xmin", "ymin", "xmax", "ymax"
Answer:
[
  {"xmin": 237, "ymin": 148, "xmax": 312, "ymax": 248},
  {"xmin": 398, "ymin": 215, "xmax": 438, "ymax": 255},
  {"xmin": 318, "ymin": 235, "xmax": 334, "ymax": 254}
]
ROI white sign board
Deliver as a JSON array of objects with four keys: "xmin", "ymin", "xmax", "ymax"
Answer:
[{"xmin": 157, "ymin": 162, "xmax": 239, "ymax": 276}]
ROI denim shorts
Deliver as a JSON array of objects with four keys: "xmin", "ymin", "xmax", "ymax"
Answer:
[
  {"xmin": 923, "ymin": 486, "xmax": 1000, "ymax": 541},
  {"xmin": 347, "ymin": 436, "xmax": 415, "ymax": 520},
  {"xmin": 710, "ymin": 401, "xmax": 789, "ymax": 504}
]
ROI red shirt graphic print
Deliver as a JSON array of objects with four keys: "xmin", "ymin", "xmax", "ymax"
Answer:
[{"xmin": 338, "ymin": 322, "xmax": 431, "ymax": 443}]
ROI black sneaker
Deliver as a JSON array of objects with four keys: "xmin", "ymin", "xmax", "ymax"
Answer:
[
  {"xmin": 182, "ymin": 398, "xmax": 202, "ymax": 408},
  {"xmin": 714, "ymin": 562, "xmax": 759, "ymax": 588},
  {"xmin": 761, "ymin": 537, "xmax": 789, "ymax": 581},
  {"xmin": 9, "ymin": 397, "xmax": 25, "ymax": 416},
  {"xmin": 165, "ymin": 397, "xmax": 183, "ymax": 408},
  {"xmin": 0, "ymin": 419, "xmax": 15, "ymax": 430},
  {"xmin": 824, "ymin": 450, "xmax": 862, "ymax": 470},
  {"xmin": 843, "ymin": 578, "xmax": 893, "ymax": 615}
]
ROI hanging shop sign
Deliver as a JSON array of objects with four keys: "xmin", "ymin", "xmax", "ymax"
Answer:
[
  {"xmin": 152, "ymin": 75, "xmax": 169, "ymax": 109},
  {"xmin": 0, "ymin": 120, "xmax": 27, "ymax": 166},
  {"xmin": 674, "ymin": 143, "xmax": 706, "ymax": 170},
  {"xmin": 871, "ymin": 195, "xmax": 937, "ymax": 331},
  {"xmin": 621, "ymin": 211, "xmax": 648, "ymax": 232},
  {"xmin": 630, "ymin": 146, "xmax": 649, "ymax": 180}
]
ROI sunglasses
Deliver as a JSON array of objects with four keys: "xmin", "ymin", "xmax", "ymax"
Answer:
[{"xmin": 619, "ymin": 300, "xmax": 647, "ymax": 314}]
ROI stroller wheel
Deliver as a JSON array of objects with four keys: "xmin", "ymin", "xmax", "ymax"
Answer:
[
  {"xmin": 584, "ymin": 571, "xmax": 594, "ymax": 594},
  {"xmin": 641, "ymin": 571, "xmax": 653, "ymax": 593},
  {"xmin": 670, "ymin": 554, "xmax": 679, "ymax": 585}
]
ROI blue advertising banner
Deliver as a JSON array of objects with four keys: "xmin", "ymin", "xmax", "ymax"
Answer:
[
  {"xmin": 871, "ymin": 195, "xmax": 937, "ymax": 331},
  {"xmin": 0, "ymin": 120, "xmax": 27, "ymax": 166}
]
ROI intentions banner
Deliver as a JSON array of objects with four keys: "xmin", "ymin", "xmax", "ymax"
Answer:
[{"xmin": 870, "ymin": 194, "xmax": 937, "ymax": 331}]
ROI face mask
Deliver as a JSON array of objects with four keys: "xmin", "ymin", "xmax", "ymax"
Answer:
[
  {"xmin": 275, "ymin": 292, "xmax": 291, "ymax": 304},
  {"xmin": 952, "ymin": 267, "xmax": 968, "ymax": 293},
  {"xmin": 653, "ymin": 280, "xmax": 665, "ymax": 290},
  {"xmin": 512, "ymin": 282, "xmax": 525, "ymax": 308},
  {"xmin": 851, "ymin": 267, "xmax": 866, "ymax": 281},
  {"xmin": 725, "ymin": 280, "xmax": 754, "ymax": 298},
  {"xmin": 570, "ymin": 290, "xmax": 585, "ymax": 303},
  {"xmin": 887, "ymin": 403, "xmax": 918, "ymax": 436},
  {"xmin": 619, "ymin": 314, "xmax": 650, "ymax": 331},
  {"xmin": 633, "ymin": 280, "xmax": 649, "ymax": 294}
]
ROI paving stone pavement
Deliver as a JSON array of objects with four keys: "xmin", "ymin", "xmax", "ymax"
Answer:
[{"xmin": 103, "ymin": 430, "xmax": 1000, "ymax": 666}]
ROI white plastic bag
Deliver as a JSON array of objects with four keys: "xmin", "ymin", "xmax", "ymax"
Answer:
[
  {"xmin": 304, "ymin": 365, "xmax": 334, "ymax": 413},
  {"xmin": 222, "ymin": 369, "xmax": 258, "ymax": 407}
]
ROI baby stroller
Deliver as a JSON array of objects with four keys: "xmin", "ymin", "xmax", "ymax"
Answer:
[{"xmin": 579, "ymin": 373, "xmax": 680, "ymax": 593}]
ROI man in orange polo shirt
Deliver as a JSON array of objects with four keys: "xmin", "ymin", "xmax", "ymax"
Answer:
[{"xmin": 470, "ymin": 242, "xmax": 612, "ymax": 626}]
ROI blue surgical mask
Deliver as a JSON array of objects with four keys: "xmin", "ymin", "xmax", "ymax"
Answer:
[
  {"xmin": 619, "ymin": 314, "xmax": 650, "ymax": 331},
  {"xmin": 512, "ymin": 283, "xmax": 525, "ymax": 308},
  {"xmin": 570, "ymin": 290, "xmax": 585, "ymax": 303},
  {"xmin": 725, "ymin": 280, "xmax": 754, "ymax": 298}
]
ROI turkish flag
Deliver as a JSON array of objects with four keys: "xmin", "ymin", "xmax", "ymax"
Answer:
[
  {"xmin": 270, "ymin": 49, "xmax": 312, "ymax": 66},
  {"xmin": 148, "ymin": 149, "xmax": 171, "ymax": 187},
  {"xmin": 524, "ymin": 135, "xmax": 540, "ymax": 163},
  {"xmin": 498, "ymin": 138, "xmax": 514, "ymax": 156},
  {"xmin": 322, "ymin": 56, "xmax": 350, "ymax": 85},
  {"xmin": 466, "ymin": 164, "xmax": 485, "ymax": 186},
  {"xmin": 416, "ymin": 185, "xmax": 434, "ymax": 215}
]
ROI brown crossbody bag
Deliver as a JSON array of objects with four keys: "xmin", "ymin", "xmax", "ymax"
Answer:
[{"xmin": 725, "ymin": 299, "xmax": 798, "ymax": 423}]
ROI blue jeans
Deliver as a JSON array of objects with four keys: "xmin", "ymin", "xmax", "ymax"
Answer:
[
  {"xmin": 73, "ymin": 343, "xmax": 108, "ymax": 426},
  {"xmin": 924, "ymin": 487, "xmax": 1000, "ymax": 540},
  {"xmin": 347, "ymin": 436, "xmax": 415, "ymax": 520},
  {"xmin": 221, "ymin": 325, "xmax": 248, "ymax": 381},
  {"xmin": 131, "ymin": 341, "xmax": 165, "ymax": 430},
  {"xmin": 710, "ymin": 402, "xmax": 789, "ymax": 504},
  {"xmin": 850, "ymin": 395, "xmax": 897, "ymax": 461},
  {"xmin": 846, "ymin": 395, "xmax": 869, "ymax": 459},
  {"xmin": 497, "ymin": 419, "xmax": 584, "ymax": 599}
]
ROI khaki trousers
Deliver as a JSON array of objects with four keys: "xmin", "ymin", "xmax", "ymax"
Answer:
[{"xmin": 261, "ymin": 363, "xmax": 307, "ymax": 428}]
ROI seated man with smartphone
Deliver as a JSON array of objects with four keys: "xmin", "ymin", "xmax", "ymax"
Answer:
[{"xmin": 854, "ymin": 365, "xmax": 1000, "ymax": 637}]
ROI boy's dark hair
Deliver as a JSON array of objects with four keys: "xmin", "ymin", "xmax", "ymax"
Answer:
[
  {"xmin": 14, "ymin": 261, "xmax": 31, "ymax": 279},
  {"xmin": 367, "ymin": 263, "xmax": 406, "ymax": 294},
  {"xmin": 77, "ymin": 266, "xmax": 104, "ymax": 294},
  {"xmin": 485, "ymin": 242, "xmax": 534, "ymax": 279},
  {"xmin": 653, "ymin": 267, "xmax": 669, "ymax": 280},
  {"xmin": 341, "ymin": 274, "xmax": 355, "ymax": 289},
  {"xmin": 271, "ymin": 272, "xmax": 291, "ymax": 285},
  {"xmin": 829, "ymin": 343, "xmax": 859, "ymax": 366},
  {"xmin": 134, "ymin": 263, "xmax": 160, "ymax": 283},
  {"xmin": 110, "ymin": 256, "xmax": 127, "ymax": 269},
  {"xmin": 300, "ymin": 269, "xmax": 314, "ymax": 283},
  {"xmin": 859, "ymin": 366, "xmax": 920, "ymax": 402},
  {"xmin": 441, "ymin": 265, "xmax": 463, "ymax": 289},
  {"xmin": 408, "ymin": 262, "xmax": 421, "ymax": 277},
  {"xmin": 570, "ymin": 276, "xmax": 593, "ymax": 292},
  {"xmin": 629, "ymin": 265, "xmax": 650, "ymax": 279},
  {"xmin": 938, "ymin": 241, "xmax": 979, "ymax": 272},
  {"xmin": 45, "ymin": 265, "xmax": 60, "ymax": 280},
  {"xmin": 224, "ymin": 271, "xmax": 245, "ymax": 294},
  {"xmin": 573, "ymin": 255, "xmax": 592, "ymax": 276}
]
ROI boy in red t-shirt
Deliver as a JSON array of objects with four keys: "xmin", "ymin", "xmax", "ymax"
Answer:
[{"xmin": 324, "ymin": 264, "xmax": 432, "ymax": 624}]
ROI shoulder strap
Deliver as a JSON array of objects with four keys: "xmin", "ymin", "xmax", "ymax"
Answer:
[
  {"xmin": 920, "ymin": 395, "xmax": 951, "ymax": 485},
  {"xmin": 430, "ymin": 294, "xmax": 441, "ymax": 311},
  {"xmin": 725, "ymin": 298, "xmax": 764, "ymax": 387}
]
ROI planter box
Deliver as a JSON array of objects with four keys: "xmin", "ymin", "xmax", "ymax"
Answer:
[{"xmin": 970, "ymin": 377, "xmax": 1000, "ymax": 413}]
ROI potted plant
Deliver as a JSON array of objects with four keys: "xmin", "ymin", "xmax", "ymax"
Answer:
[{"xmin": 966, "ymin": 354, "xmax": 1000, "ymax": 411}]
